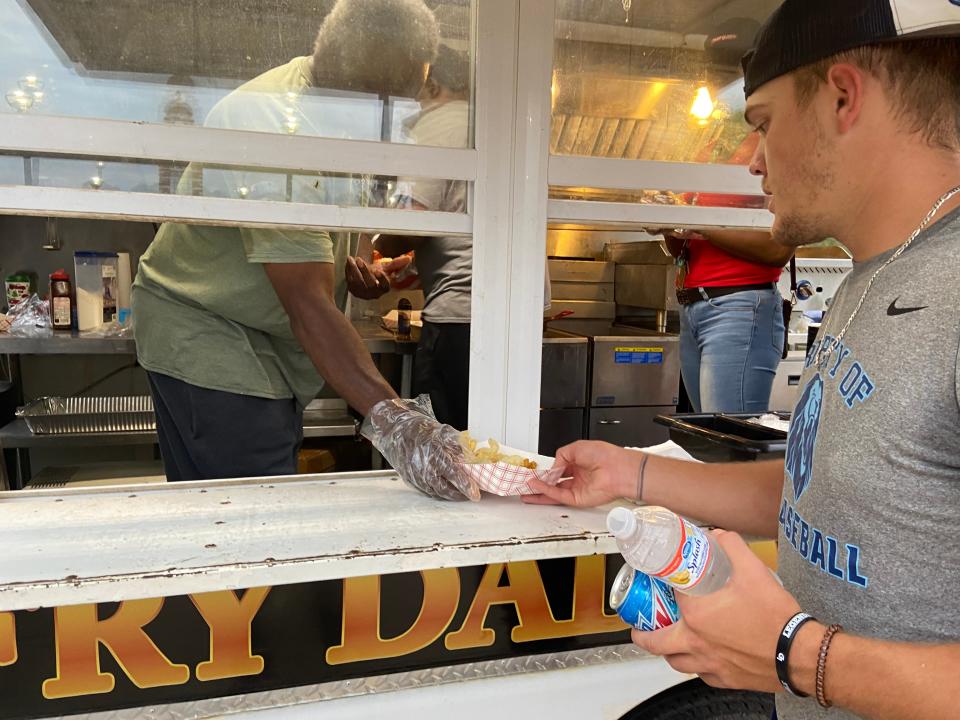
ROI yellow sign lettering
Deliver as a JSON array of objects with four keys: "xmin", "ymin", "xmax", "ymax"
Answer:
[
  {"xmin": 446, "ymin": 561, "xmax": 554, "ymax": 649},
  {"xmin": 567, "ymin": 555, "xmax": 626, "ymax": 635},
  {"xmin": 42, "ymin": 599, "xmax": 189, "ymax": 699},
  {"xmin": 327, "ymin": 568, "xmax": 459, "ymax": 665},
  {"xmin": 0, "ymin": 612, "xmax": 16, "ymax": 666},
  {"xmin": 190, "ymin": 587, "xmax": 271, "ymax": 682},
  {"xmin": 446, "ymin": 558, "xmax": 624, "ymax": 650}
]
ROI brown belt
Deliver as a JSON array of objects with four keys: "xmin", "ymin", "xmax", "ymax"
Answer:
[{"xmin": 676, "ymin": 282, "xmax": 776, "ymax": 306}]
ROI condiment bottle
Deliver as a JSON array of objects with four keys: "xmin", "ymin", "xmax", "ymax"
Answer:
[
  {"xmin": 397, "ymin": 297, "xmax": 412, "ymax": 341},
  {"xmin": 49, "ymin": 269, "xmax": 73, "ymax": 332}
]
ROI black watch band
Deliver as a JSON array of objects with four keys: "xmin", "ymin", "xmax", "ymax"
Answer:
[{"xmin": 775, "ymin": 612, "xmax": 815, "ymax": 697}]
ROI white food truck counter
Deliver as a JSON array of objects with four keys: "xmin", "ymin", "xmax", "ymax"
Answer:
[{"xmin": 0, "ymin": 472, "xmax": 619, "ymax": 611}]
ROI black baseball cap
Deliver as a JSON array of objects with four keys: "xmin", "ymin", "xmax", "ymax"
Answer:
[
  {"xmin": 742, "ymin": 0, "xmax": 960, "ymax": 98},
  {"xmin": 705, "ymin": 17, "xmax": 761, "ymax": 67}
]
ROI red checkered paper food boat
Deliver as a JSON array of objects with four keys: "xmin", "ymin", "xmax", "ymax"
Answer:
[{"xmin": 458, "ymin": 443, "xmax": 560, "ymax": 497}]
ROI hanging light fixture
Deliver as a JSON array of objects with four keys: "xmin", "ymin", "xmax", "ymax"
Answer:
[
  {"xmin": 89, "ymin": 161, "xmax": 105, "ymax": 189},
  {"xmin": 690, "ymin": 85, "xmax": 716, "ymax": 124},
  {"xmin": 5, "ymin": 88, "xmax": 34, "ymax": 112},
  {"xmin": 17, "ymin": 74, "xmax": 45, "ymax": 107},
  {"xmin": 282, "ymin": 91, "xmax": 301, "ymax": 134},
  {"xmin": 18, "ymin": 75, "xmax": 43, "ymax": 91}
]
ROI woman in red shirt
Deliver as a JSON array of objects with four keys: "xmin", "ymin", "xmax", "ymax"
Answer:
[{"xmin": 667, "ymin": 228, "xmax": 793, "ymax": 413}]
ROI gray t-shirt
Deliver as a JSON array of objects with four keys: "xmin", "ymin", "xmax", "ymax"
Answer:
[
  {"xmin": 397, "ymin": 100, "xmax": 472, "ymax": 323},
  {"xmin": 777, "ymin": 207, "xmax": 960, "ymax": 720}
]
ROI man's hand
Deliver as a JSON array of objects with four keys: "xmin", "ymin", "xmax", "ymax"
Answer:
[
  {"xmin": 522, "ymin": 440, "xmax": 641, "ymax": 507},
  {"xmin": 345, "ymin": 256, "xmax": 411, "ymax": 300},
  {"xmin": 631, "ymin": 531, "xmax": 805, "ymax": 693}
]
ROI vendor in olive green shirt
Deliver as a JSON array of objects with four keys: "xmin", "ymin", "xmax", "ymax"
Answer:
[{"xmin": 132, "ymin": 0, "xmax": 479, "ymax": 502}]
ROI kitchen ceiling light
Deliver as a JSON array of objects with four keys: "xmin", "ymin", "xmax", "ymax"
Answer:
[{"xmin": 690, "ymin": 85, "xmax": 715, "ymax": 124}]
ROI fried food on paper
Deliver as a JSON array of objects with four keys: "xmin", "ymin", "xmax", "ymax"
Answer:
[{"xmin": 458, "ymin": 431, "xmax": 538, "ymax": 470}]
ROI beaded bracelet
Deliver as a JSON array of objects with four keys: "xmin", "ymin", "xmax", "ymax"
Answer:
[{"xmin": 816, "ymin": 623, "xmax": 843, "ymax": 708}]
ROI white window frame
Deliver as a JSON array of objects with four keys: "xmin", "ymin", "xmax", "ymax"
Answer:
[
  {"xmin": 0, "ymin": 185, "xmax": 472, "ymax": 236},
  {"xmin": 0, "ymin": 115, "xmax": 476, "ymax": 236},
  {"xmin": 549, "ymin": 156, "xmax": 764, "ymax": 196},
  {"xmin": 0, "ymin": 114, "xmax": 476, "ymax": 182},
  {"xmin": 548, "ymin": 199, "xmax": 773, "ymax": 232},
  {"xmin": 468, "ymin": 0, "xmax": 555, "ymax": 448}
]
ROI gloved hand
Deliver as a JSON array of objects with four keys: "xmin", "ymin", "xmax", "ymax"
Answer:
[{"xmin": 361, "ymin": 395, "xmax": 480, "ymax": 502}]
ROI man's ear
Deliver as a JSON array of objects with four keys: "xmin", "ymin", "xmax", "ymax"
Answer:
[{"xmin": 824, "ymin": 63, "xmax": 866, "ymax": 135}]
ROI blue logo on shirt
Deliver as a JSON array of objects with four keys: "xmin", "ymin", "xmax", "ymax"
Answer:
[
  {"xmin": 780, "ymin": 337, "xmax": 876, "ymax": 590},
  {"xmin": 785, "ymin": 374, "xmax": 823, "ymax": 502}
]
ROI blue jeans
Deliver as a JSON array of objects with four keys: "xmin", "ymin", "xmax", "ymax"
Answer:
[{"xmin": 679, "ymin": 288, "xmax": 785, "ymax": 413}]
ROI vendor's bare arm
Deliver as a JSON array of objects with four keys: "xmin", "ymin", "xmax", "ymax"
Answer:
[
  {"xmin": 701, "ymin": 229, "xmax": 794, "ymax": 267},
  {"xmin": 787, "ymin": 622, "xmax": 960, "ymax": 720},
  {"xmin": 265, "ymin": 262, "xmax": 398, "ymax": 415}
]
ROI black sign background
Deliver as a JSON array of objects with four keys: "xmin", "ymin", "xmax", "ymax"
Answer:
[{"xmin": 1, "ymin": 556, "xmax": 630, "ymax": 719}]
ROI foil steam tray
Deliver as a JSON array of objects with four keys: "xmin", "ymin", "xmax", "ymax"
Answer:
[{"xmin": 16, "ymin": 396, "xmax": 155, "ymax": 435}]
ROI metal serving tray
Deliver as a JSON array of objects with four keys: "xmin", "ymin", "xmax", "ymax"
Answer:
[{"xmin": 16, "ymin": 396, "xmax": 155, "ymax": 435}]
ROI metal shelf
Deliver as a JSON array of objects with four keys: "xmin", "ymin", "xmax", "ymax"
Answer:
[
  {"xmin": 0, "ymin": 332, "xmax": 136, "ymax": 355},
  {"xmin": 0, "ymin": 415, "xmax": 356, "ymax": 449},
  {"xmin": 0, "ymin": 322, "xmax": 414, "ymax": 355},
  {"xmin": 0, "ymin": 418, "xmax": 156, "ymax": 449}
]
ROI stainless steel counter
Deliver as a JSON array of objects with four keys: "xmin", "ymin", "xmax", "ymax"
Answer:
[
  {"xmin": 0, "ymin": 331, "xmax": 136, "ymax": 354},
  {"xmin": 0, "ymin": 321, "xmax": 414, "ymax": 355}
]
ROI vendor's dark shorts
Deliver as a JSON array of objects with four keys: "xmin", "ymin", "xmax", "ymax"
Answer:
[{"xmin": 147, "ymin": 371, "xmax": 303, "ymax": 482}]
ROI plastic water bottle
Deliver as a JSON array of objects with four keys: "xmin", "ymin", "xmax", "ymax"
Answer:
[{"xmin": 607, "ymin": 506, "xmax": 731, "ymax": 596}]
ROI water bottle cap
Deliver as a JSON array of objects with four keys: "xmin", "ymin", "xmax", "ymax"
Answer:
[{"xmin": 606, "ymin": 507, "xmax": 637, "ymax": 538}]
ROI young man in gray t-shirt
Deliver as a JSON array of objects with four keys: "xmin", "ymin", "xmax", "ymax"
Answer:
[{"xmin": 523, "ymin": 2, "xmax": 960, "ymax": 718}]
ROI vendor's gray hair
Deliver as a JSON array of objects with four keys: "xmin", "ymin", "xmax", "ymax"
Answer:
[{"xmin": 312, "ymin": 0, "xmax": 439, "ymax": 98}]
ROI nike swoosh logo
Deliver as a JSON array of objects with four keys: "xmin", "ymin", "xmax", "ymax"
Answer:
[{"xmin": 887, "ymin": 298, "xmax": 928, "ymax": 317}]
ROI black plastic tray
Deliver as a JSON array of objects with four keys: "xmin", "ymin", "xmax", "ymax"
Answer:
[{"xmin": 653, "ymin": 412, "xmax": 789, "ymax": 463}]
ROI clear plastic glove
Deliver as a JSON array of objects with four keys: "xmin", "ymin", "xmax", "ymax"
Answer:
[{"xmin": 361, "ymin": 394, "xmax": 480, "ymax": 502}]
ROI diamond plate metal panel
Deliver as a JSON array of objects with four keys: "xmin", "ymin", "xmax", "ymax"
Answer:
[{"xmin": 68, "ymin": 645, "xmax": 649, "ymax": 720}]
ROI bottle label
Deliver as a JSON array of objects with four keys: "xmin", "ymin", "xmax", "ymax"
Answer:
[
  {"xmin": 652, "ymin": 517, "xmax": 712, "ymax": 591},
  {"xmin": 52, "ymin": 296, "xmax": 71, "ymax": 326}
]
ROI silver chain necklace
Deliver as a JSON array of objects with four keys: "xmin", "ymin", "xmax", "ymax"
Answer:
[{"xmin": 815, "ymin": 184, "xmax": 960, "ymax": 369}]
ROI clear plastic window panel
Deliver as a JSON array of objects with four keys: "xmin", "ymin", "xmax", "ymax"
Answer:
[
  {"xmin": 1, "ymin": 0, "xmax": 474, "ymax": 148},
  {"xmin": 552, "ymin": 0, "xmax": 779, "ymax": 165}
]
